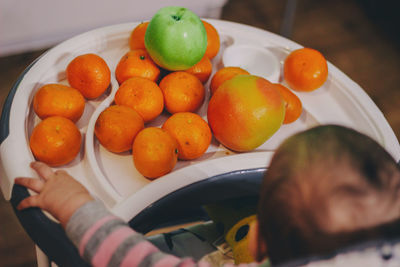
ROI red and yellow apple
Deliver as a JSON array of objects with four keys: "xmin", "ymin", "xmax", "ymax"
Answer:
[{"xmin": 207, "ymin": 75, "xmax": 285, "ymax": 152}]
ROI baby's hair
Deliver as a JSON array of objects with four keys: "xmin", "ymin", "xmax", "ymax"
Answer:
[{"xmin": 257, "ymin": 125, "xmax": 400, "ymax": 264}]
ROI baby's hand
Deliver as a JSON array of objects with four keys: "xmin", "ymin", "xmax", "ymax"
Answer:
[{"xmin": 14, "ymin": 161, "xmax": 94, "ymax": 228}]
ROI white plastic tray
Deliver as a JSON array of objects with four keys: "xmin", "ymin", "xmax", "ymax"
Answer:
[{"xmin": 1, "ymin": 19, "xmax": 399, "ymax": 222}]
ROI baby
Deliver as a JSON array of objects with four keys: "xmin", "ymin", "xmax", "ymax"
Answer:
[
  {"xmin": 15, "ymin": 125, "xmax": 400, "ymax": 266},
  {"xmin": 254, "ymin": 125, "xmax": 400, "ymax": 264}
]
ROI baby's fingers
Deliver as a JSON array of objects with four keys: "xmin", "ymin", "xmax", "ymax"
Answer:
[
  {"xmin": 14, "ymin": 177, "xmax": 44, "ymax": 193},
  {"xmin": 17, "ymin": 195, "xmax": 41, "ymax": 210},
  {"xmin": 30, "ymin": 161, "xmax": 54, "ymax": 181}
]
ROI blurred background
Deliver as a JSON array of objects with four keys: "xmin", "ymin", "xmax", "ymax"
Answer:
[{"xmin": 1, "ymin": 0, "xmax": 399, "ymax": 266}]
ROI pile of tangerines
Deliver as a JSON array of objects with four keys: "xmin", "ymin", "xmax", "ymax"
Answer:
[{"xmin": 29, "ymin": 20, "xmax": 328, "ymax": 180}]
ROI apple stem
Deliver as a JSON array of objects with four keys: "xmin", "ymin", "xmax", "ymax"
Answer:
[
  {"xmin": 171, "ymin": 15, "xmax": 181, "ymax": 21},
  {"xmin": 171, "ymin": 8, "xmax": 186, "ymax": 21}
]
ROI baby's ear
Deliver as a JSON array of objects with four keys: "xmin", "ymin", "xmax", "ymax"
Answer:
[{"xmin": 248, "ymin": 220, "xmax": 267, "ymax": 262}]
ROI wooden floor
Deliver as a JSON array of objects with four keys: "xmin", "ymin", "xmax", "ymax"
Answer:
[{"xmin": 0, "ymin": 0, "xmax": 399, "ymax": 266}]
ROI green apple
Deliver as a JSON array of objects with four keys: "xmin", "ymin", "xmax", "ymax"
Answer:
[{"xmin": 144, "ymin": 6, "xmax": 207, "ymax": 71}]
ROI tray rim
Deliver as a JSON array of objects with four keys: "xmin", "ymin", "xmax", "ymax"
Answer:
[{"xmin": 1, "ymin": 19, "xmax": 399, "ymax": 206}]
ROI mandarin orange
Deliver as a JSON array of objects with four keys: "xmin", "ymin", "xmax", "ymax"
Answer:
[
  {"xmin": 33, "ymin": 83, "xmax": 85, "ymax": 122},
  {"xmin": 159, "ymin": 71, "xmax": 205, "ymax": 114},
  {"xmin": 185, "ymin": 56, "xmax": 213, "ymax": 83},
  {"xmin": 115, "ymin": 49, "xmax": 160, "ymax": 84},
  {"xmin": 162, "ymin": 112, "xmax": 212, "ymax": 160},
  {"xmin": 129, "ymin": 22, "xmax": 149, "ymax": 50},
  {"xmin": 29, "ymin": 116, "xmax": 82, "ymax": 166},
  {"xmin": 66, "ymin": 53, "xmax": 111, "ymax": 99},
  {"xmin": 210, "ymin": 66, "xmax": 249, "ymax": 95},
  {"xmin": 274, "ymin": 83, "xmax": 303, "ymax": 124},
  {"xmin": 284, "ymin": 47, "xmax": 328, "ymax": 92},
  {"xmin": 114, "ymin": 77, "xmax": 164, "ymax": 123},
  {"xmin": 202, "ymin": 20, "xmax": 220, "ymax": 59},
  {"xmin": 94, "ymin": 105, "xmax": 144, "ymax": 153},
  {"xmin": 132, "ymin": 127, "xmax": 179, "ymax": 179}
]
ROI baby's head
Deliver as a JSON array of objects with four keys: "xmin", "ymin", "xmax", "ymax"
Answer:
[{"xmin": 250, "ymin": 125, "xmax": 400, "ymax": 264}]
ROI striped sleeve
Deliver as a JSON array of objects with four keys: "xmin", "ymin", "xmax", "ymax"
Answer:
[{"xmin": 65, "ymin": 200, "xmax": 214, "ymax": 267}]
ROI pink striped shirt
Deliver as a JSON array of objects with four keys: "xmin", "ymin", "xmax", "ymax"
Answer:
[{"xmin": 66, "ymin": 200, "xmax": 264, "ymax": 267}]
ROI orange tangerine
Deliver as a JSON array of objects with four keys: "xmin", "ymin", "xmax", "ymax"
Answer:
[
  {"xmin": 210, "ymin": 66, "xmax": 250, "ymax": 95},
  {"xmin": 114, "ymin": 77, "xmax": 164, "ymax": 123},
  {"xmin": 94, "ymin": 105, "xmax": 144, "ymax": 153},
  {"xmin": 159, "ymin": 71, "xmax": 205, "ymax": 114},
  {"xmin": 33, "ymin": 83, "xmax": 85, "ymax": 122},
  {"xmin": 66, "ymin": 53, "xmax": 111, "ymax": 99},
  {"xmin": 185, "ymin": 56, "xmax": 213, "ymax": 83},
  {"xmin": 29, "ymin": 116, "xmax": 82, "ymax": 166},
  {"xmin": 132, "ymin": 127, "xmax": 179, "ymax": 179},
  {"xmin": 162, "ymin": 112, "xmax": 212, "ymax": 160},
  {"xmin": 284, "ymin": 47, "xmax": 328, "ymax": 92},
  {"xmin": 274, "ymin": 83, "xmax": 303, "ymax": 124},
  {"xmin": 129, "ymin": 22, "xmax": 149, "ymax": 50},
  {"xmin": 115, "ymin": 49, "xmax": 160, "ymax": 84},
  {"xmin": 202, "ymin": 20, "xmax": 220, "ymax": 59}
]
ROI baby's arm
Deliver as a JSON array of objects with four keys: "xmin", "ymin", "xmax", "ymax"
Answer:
[
  {"xmin": 15, "ymin": 162, "xmax": 233, "ymax": 267},
  {"xmin": 66, "ymin": 199, "xmax": 202, "ymax": 266}
]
